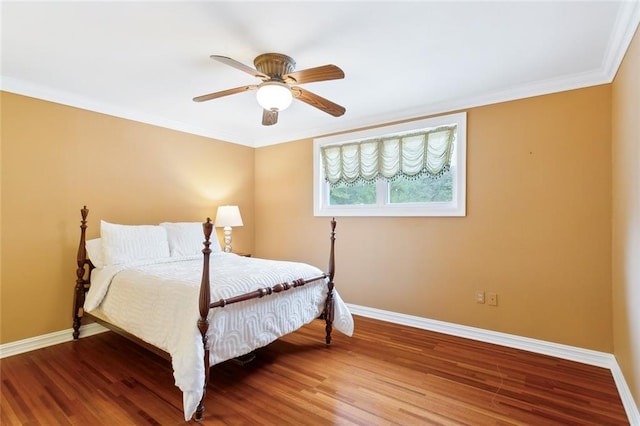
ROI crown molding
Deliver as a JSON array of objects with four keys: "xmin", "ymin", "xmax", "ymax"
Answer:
[
  {"xmin": 0, "ymin": 76, "xmax": 254, "ymax": 148},
  {"xmin": 2, "ymin": 1, "xmax": 638, "ymax": 148},
  {"xmin": 602, "ymin": 0, "xmax": 640, "ymax": 81}
]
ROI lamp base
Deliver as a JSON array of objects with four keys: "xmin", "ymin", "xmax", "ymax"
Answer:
[{"xmin": 223, "ymin": 226, "xmax": 233, "ymax": 253}]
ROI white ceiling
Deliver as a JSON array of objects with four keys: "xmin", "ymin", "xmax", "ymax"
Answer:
[{"xmin": 2, "ymin": 1, "xmax": 639, "ymax": 147}]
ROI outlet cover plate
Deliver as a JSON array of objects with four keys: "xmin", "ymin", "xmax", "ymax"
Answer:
[{"xmin": 487, "ymin": 292, "xmax": 498, "ymax": 306}]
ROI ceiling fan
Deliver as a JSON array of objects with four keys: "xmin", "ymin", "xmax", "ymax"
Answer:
[{"xmin": 193, "ymin": 53, "xmax": 345, "ymax": 126}]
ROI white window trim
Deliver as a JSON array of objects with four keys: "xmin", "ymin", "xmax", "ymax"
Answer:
[{"xmin": 313, "ymin": 112, "xmax": 467, "ymax": 217}]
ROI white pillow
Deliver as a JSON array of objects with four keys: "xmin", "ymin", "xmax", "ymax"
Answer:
[
  {"xmin": 100, "ymin": 221, "xmax": 171, "ymax": 266},
  {"xmin": 160, "ymin": 222, "xmax": 221, "ymax": 257},
  {"xmin": 85, "ymin": 238, "xmax": 105, "ymax": 268}
]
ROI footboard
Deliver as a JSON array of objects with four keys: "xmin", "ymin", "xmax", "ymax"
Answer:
[{"xmin": 194, "ymin": 218, "xmax": 337, "ymax": 421}]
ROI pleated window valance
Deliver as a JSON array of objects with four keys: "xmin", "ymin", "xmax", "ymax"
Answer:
[{"xmin": 320, "ymin": 125, "xmax": 456, "ymax": 186}]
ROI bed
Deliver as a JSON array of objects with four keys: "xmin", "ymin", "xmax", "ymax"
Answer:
[{"xmin": 71, "ymin": 206, "xmax": 354, "ymax": 421}]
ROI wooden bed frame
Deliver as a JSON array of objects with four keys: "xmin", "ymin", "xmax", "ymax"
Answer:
[{"xmin": 71, "ymin": 206, "xmax": 337, "ymax": 421}]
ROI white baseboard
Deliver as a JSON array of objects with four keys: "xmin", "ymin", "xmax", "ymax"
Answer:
[
  {"xmin": 0, "ymin": 322, "xmax": 109, "ymax": 359},
  {"xmin": 347, "ymin": 303, "xmax": 640, "ymax": 425},
  {"xmin": 1, "ymin": 307, "xmax": 637, "ymax": 424}
]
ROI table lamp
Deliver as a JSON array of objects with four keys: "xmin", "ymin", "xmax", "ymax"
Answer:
[{"xmin": 214, "ymin": 205, "xmax": 243, "ymax": 253}]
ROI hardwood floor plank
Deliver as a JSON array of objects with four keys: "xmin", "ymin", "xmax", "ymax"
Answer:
[{"xmin": 1, "ymin": 315, "xmax": 628, "ymax": 425}]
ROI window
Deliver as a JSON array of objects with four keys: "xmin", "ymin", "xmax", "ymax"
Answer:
[{"xmin": 313, "ymin": 112, "xmax": 466, "ymax": 217}]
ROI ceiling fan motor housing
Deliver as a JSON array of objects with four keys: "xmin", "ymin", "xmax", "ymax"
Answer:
[{"xmin": 254, "ymin": 53, "xmax": 296, "ymax": 80}]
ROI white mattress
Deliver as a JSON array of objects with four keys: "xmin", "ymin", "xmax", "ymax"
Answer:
[{"xmin": 84, "ymin": 252, "xmax": 354, "ymax": 420}]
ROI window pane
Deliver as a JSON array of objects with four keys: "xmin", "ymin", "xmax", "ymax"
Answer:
[
  {"xmin": 389, "ymin": 168, "xmax": 454, "ymax": 203},
  {"xmin": 329, "ymin": 180, "xmax": 376, "ymax": 205}
]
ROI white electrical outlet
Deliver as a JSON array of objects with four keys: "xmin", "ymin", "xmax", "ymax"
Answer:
[{"xmin": 476, "ymin": 291, "xmax": 485, "ymax": 304}]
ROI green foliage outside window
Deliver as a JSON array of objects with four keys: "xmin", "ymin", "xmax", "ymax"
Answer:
[
  {"xmin": 329, "ymin": 181, "xmax": 376, "ymax": 205},
  {"xmin": 389, "ymin": 168, "xmax": 453, "ymax": 203},
  {"xmin": 329, "ymin": 168, "xmax": 454, "ymax": 205}
]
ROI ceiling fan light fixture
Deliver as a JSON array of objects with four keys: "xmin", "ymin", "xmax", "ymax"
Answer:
[{"xmin": 256, "ymin": 81, "xmax": 293, "ymax": 111}]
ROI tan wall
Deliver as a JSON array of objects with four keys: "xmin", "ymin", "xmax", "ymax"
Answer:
[
  {"xmin": 0, "ymin": 92, "xmax": 255, "ymax": 344},
  {"xmin": 612, "ymin": 28, "xmax": 640, "ymax": 407},
  {"xmin": 0, "ymin": 79, "xmax": 619, "ymax": 356},
  {"xmin": 255, "ymin": 85, "xmax": 613, "ymax": 352}
]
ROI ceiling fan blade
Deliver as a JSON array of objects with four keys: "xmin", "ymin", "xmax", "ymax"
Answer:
[
  {"xmin": 262, "ymin": 109, "xmax": 278, "ymax": 126},
  {"xmin": 293, "ymin": 87, "xmax": 346, "ymax": 117},
  {"xmin": 210, "ymin": 55, "xmax": 268, "ymax": 80},
  {"xmin": 192, "ymin": 85, "xmax": 256, "ymax": 102},
  {"xmin": 284, "ymin": 65, "xmax": 344, "ymax": 85}
]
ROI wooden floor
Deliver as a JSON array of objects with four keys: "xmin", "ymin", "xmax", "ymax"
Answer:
[{"xmin": 1, "ymin": 316, "xmax": 628, "ymax": 425}]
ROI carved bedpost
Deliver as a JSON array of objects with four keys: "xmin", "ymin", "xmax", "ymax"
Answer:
[
  {"xmin": 195, "ymin": 217, "xmax": 213, "ymax": 421},
  {"xmin": 324, "ymin": 218, "xmax": 336, "ymax": 345},
  {"xmin": 73, "ymin": 206, "xmax": 90, "ymax": 340}
]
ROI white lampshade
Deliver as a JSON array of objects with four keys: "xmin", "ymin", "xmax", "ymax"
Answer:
[
  {"xmin": 256, "ymin": 82, "xmax": 293, "ymax": 111},
  {"xmin": 215, "ymin": 205, "xmax": 243, "ymax": 227}
]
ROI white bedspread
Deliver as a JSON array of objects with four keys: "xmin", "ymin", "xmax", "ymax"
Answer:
[{"xmin": 84, "ymin": 253, "xmax": 354, "ymax": 420}]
